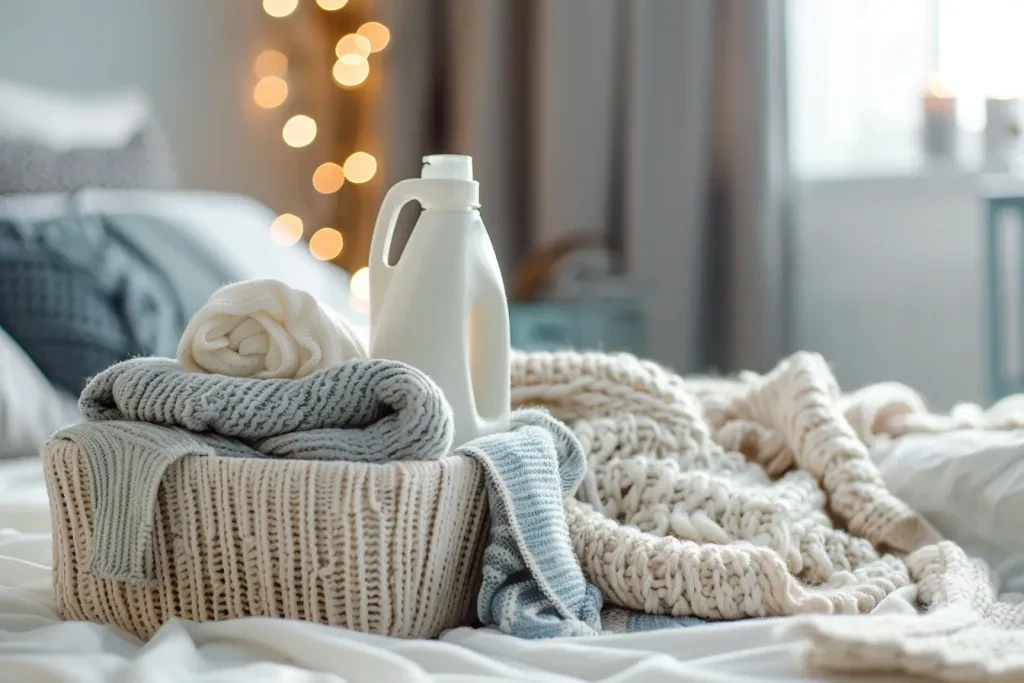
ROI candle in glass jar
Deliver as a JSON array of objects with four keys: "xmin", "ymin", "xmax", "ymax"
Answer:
[{"xmin": 922, "ymin": 76, "xmax": 957, "ymax": 159}]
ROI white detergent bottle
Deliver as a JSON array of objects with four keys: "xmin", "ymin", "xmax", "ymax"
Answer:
[{"xmin": 368, "ymin": 154, "xmax": 510, "ymax": 446}]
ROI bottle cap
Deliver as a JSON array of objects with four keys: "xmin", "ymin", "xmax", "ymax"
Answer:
[{"xmin": 421, "ymin": 154, "xmax": 473, "ymax": 181}]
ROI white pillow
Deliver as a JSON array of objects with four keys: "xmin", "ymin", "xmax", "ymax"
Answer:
[
  {"xmin": 0, "ymin": 325, "xmax": 79, "ymax": 459},
  {"xmin": 0, "ymin": 79, "xmax": 151, "ymax": 150},
  {"xmin": 873, "ymin": 430, "xmax": 1024, "ymax": 592}
]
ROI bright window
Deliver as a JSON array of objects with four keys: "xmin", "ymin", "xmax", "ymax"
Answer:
[{"xmin": 788, "ymin": 0, "xmax": 1024, "ymax": 176}]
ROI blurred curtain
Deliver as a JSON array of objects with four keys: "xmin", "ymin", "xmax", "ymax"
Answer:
[{"xmin": 375, "ymin": 0, "xmax": 790, "ymax": 374}]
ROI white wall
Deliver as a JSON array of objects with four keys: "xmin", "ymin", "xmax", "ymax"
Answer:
[
  {"xmin": 793, "ymin": 172, "xmax": 998, "ymax": 409},
  {"xmin": 0, "ymin": 0, "xmax": 303, "ymax": 215}
]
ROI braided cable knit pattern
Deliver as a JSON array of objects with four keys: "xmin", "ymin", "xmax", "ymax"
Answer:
[
  {"xmin": 510, "ymin": 350, "xmax": 937, "ymax": 621},
  {"xmin": 516, "ymin": 349, "xmax": 1024, "ymax": 678}
]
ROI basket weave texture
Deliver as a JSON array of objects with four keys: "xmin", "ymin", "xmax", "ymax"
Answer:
[{"xmin": 43, "ymin": 438, "xmax": 489, "ymax": 640}]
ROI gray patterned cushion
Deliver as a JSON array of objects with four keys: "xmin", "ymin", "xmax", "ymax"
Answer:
[
  {"xmin": 0, "ymin": 214, "xmax": 188, "ymax": 395},
  {"xmin": 0, "ymin": 123, "xmax": 176, "ymax": 194}
]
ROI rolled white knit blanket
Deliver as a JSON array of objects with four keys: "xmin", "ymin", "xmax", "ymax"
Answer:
[{"xmin": 177, "ymin": 279, "xmax": 366, "ymax": 379}]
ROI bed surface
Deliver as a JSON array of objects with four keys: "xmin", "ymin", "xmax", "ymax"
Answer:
[{"xmin": 0, "ymin": 457, "xmax": 933, "ymax": 683}]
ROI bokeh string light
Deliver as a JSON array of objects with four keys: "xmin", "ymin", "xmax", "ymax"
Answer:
[
  {"xmin": 253, "ymin": 76, "xmax": 288, "ymax": 109},
  {"xmin": 336, "ymin": 34, "xmax": 370, "ymax": 58},
  {"xmin": 270, "ymin": 213, "xmax": 304, "ymax": 246},
  {"xmin": 263, "ymin": 0, "xmax": 298, "ymax": 18},
  {"xmin": 282, "ymin": 114, "xmax": 317, "ymax": 147},
  {"xmin": 309, "ymin": 227, "xmax": 345, "ymax": 260},
  {"xmin": 357, "ymin": 22, "xmax": 390, "ymax": 53},
  {"xmin": 257, "ymin": 0, "xmax": 389, "ymax": 265},
  {"xmin": 343, "ymin": 151, "xmax": 377, "ymax": 183},
  {"xmin": 312, "ymin": 162, "xmax": 345, "ymax": 194},
  {"xmin": 349, "ymin": 266, "xmax": 370, "ymax": 312},
  {"xmin": 253, "ymin": 49, "xmax": 288, "ymax": 77},
  {"xmin": 333, "ymin": 54, "xmax": 370, "ymax": 88}
]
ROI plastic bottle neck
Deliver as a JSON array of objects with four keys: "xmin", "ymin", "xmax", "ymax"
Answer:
[{"xmin": 412, "ymin": 177, "xmax": 480, "ymax": 211}]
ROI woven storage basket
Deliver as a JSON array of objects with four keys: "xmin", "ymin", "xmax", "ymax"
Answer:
[{"xmin": 43, "ymin": 438, "xmax": 489, "ymax": 640}]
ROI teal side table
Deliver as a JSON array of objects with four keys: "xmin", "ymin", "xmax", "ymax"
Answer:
[
  {"xmin": 509, "ymin": 298, "xmax": 647, "ymax": 355},
  {"xmin": 983, "ymin": 176, "xmax": 1024, "ymax": 400}
]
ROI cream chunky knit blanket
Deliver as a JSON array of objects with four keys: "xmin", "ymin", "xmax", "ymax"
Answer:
[{"xmin": 510, "ymin": 350, "xmax": 1024, "ymax": 680}]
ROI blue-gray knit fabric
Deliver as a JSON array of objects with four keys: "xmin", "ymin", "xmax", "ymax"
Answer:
[
  {"xmin": 59, "ymin": 357, "xmax": 455, "ymax": 584},
  {"xmin": 103, "ymin": 217, "xmax": 243, "ymax": 324},
  {"xmin": 458, "ymin": 409, "xmax": 604, "ymax": 638},
  {"xmin": 0, "ymin": 214, "xmax": 230, "ymax": 395},
  {"xmin": 598, "ymin": 607, "xmax": 708, "ymax": 633}
]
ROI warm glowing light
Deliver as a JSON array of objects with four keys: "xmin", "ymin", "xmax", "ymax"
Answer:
[
  {"xmin": 332, "ymin": 54, "xmax": 370, "ymax": 87},
  {"xmin": 253, "ymin": 50, "xmax": 288, "ymax": 77},
  {"xmin": 343, "ymin": 151, "xmax": 377, "ymax": 183},
  {"xmin": 312, "ymin": 162, "xmax": 345, "ymax": 194},
  {"xmin": 316, "ymin": 0, "xmax": 348, "ymax": 9},
  {"xmin": 350, "ymin": 266, "xmax": 370, "ymax": 305},
  {"xmin": 357, "ymin": 22, "xmax": 391, "ymax": 53},
  {"xmin": 927, "ymin": 74, "xmax": 952, "ymax": 99},
  {"xmin": 270, "ymin": 213, "xmax": 304, "ymax": 246},
  {"xmin": 335, "ymin": 34, "xmax": 371, "ymax": 59},
  {"xmin": 263, "ymin": 0, "xmax": 298, "ymax": 18},
  {"xmin": 309, "ymin": 228, "xmax": 344, "ymax": 260},
  {"xmin": 282, "ymin": 115, "xmax": 317, "ymax": 147},
  {"xmin": 253, "ymin": 76, "xmax": 288, "ymax": 109}
]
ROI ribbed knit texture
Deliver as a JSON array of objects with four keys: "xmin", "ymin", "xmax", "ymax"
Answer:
[
  {"xmin": 459, "ymin": 409, "xmax": 602, "ymax": 638},
  {"xmin": 44, "ymin": 438, "xmax": 488, "ymax": 640},
  {"xmin": 63, "ymin": 357, "xmax": 454, "ymax": 584},
  {"xmin": 177, "ymin": 279, "xmax": 367, "ymax": 380},
  {"xmin": 78, "ymin": 357, "xmax": 452, "ymax": 459}
]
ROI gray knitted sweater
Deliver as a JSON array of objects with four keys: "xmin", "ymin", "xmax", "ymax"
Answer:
[{"xmin": 59, "ymin": 357, "xmax": 454, "ymax": 582}]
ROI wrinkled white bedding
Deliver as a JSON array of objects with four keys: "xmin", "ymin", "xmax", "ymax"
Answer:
[
  {"xmin": 873, "ymin": 429, "xmax": 1024, "ymax": 593},
  {"xmin": 0, "ymin": 457, "xmax": 944, "ymax": 683},
  {"xmin": 0, "ymin": 326, "xmax": 79, "ymax": 460}
]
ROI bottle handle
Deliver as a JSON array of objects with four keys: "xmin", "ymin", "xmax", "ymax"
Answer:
[
  {"xmin": 368, "ymin": 179, "xmax": 422, "ymax": 325},
  {"xmin": 468, "ymin": 262, "xmax": 511, "ymax": 432}
]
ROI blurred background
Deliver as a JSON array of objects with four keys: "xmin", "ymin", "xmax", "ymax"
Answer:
[{"xmin": 2, "ymin": 0, "xmax": 1024, "ymax": 422}]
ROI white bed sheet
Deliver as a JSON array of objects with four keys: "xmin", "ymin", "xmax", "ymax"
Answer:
[{"xmin": 0, "ymin": 458, "xmax": 928, "ymax": 683}]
